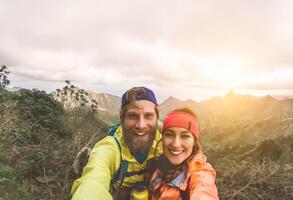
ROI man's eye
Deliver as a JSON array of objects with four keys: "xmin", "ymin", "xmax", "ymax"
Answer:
[
  {"xmin": 164, "ymin": 132, "xmax": 174, "ymax": 137},
  {"xmin": 145, "ymin": 114, "xmax": 154, "ymax": 119},
  {"xmin": 127, "ymin": 114, "xmax": 138, "ymax": 119}
]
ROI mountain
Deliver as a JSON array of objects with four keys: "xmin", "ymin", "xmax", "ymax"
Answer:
[
  {"xmin": 272, "ymin": 95, "xmax": 293, "ymax": 100},
  {"xmin": 6, "ymin": 86, "xmax": 23, "ymax": 92},
  {"xmin": 159, "ymin": 96, "xmax": 199, "ymax": 119},
  {"xmin": 51, "ymin": 87, "xmax": 121, "ymax": 120},
  {"xmin": 159, "ymin": 92, "xmax": 293, "ymax": 153},
  {"xmin": 52, "ymin": 87, "xmax": 293, "ymax": 152}
]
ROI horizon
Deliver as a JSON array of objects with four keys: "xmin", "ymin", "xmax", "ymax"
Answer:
[{"xmin": 6, "ymin": 81, "xmax": 293, "ymax": 104}]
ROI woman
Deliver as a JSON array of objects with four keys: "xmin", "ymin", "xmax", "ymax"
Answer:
[{"xmin": 148, "ymin": 108, "xmax": 219, "ymax": 200}]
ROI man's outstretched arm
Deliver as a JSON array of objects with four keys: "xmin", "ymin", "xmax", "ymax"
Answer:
[{"xmin": 71, "ymin": 136, "xmax": 120, "ymax": 200}]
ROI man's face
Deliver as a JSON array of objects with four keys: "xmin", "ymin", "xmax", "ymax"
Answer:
[{"xmin": 121, "ymin": 100, "xmax": 157, "ymax": 154}]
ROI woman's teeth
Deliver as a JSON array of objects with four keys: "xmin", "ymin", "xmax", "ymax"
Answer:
[{"xmin": 170, "ymin": 150, "xmax": 183, "ymax": 155}]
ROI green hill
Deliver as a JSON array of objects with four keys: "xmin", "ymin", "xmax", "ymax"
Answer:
[{"xmin": 0, "ymin": 88, "xmax": 110, "ymax": 200}]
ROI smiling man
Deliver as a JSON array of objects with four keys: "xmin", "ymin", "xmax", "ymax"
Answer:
[{"xmin": 71, "ymin": 87, "xmax": 162, "ymax": 200}]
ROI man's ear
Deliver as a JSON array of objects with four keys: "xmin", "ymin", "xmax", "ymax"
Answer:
[{"xmin": 120, "ymin": 110, "xmax": 123, "ymax": 121}]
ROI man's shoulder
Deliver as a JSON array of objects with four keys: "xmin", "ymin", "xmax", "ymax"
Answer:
[
  {"xmin": 108, "ymin": 122, "xmax": 121, "ymax": 136},
  {"xmin": 92, "ymin": 135, "xmax": 120, "ymax": 153},
  {"xmin": 92, "ymin": 123, "xmax": 122, "ymax": 149}
]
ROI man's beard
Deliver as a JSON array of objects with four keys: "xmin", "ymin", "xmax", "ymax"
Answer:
[{"xmin": 122, "ymin": 127, "xmax": 156, "ymax": 154}]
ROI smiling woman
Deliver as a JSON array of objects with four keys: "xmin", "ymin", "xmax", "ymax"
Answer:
[{"xmin": 147, "ymin": 108, "xmax": 219, "ymax": 200}]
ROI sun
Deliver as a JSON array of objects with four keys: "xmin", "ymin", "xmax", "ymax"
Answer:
[
  {"xmin": 212, "ymin": 66, "xmax": 243, "ymax": 89},
  {"xmin": 200, "ymin": 54, "xmax": 247, "ymax": 89}
]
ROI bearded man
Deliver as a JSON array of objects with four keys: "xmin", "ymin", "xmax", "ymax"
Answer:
[{"xmin": 71, "ymin": 86, "xmax": 162, "ymax": 200}]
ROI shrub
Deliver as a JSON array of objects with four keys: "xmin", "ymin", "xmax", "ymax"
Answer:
[{"xmin": 216, "ymin": 158, "xmax": 290, "ymax": 200}]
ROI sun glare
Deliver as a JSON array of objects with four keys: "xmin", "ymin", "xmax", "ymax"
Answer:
[
  {"xmin": 150, "ymin": 45, "xmax": 258, "ymax": 91},
  {"xmin": 200, "ymin": 54, "xmax": 247, "ymax": 89}
]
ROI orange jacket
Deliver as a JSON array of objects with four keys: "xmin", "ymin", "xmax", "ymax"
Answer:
[{"xmin": 148, "ymin": 152, "xmax": 219, "ymax": 200}]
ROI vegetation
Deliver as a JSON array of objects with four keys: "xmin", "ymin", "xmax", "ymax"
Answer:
[
  {"xmin": 216, "ymin": 158, "xmax": 292, "ymax": 199},
  {"xmin": 55, "ymin": 80, "xmax": 98, "ymax": 112},
  {"xmin": 0, "ymin": 66, "xmax": 292, "ymax": 199},
  {"xmin": 0, "ymin": 87, "xmax": 109, "ymax": 200},
  {"xmin": 0, "ymin": 65, "xmax": 10, "ymax": 88}
]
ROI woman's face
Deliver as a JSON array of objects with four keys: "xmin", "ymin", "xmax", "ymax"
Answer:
[{"xmin": 162, "ymin": 127, "xmax": 195, "ymax": 166}]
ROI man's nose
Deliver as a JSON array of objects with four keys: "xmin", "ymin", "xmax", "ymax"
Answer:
[{"xmin": 136, "ymin": 117, "xmax": 147, "ymax": 129}]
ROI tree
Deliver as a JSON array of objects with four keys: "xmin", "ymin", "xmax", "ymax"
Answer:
[
  {"xmin": 65, "ymin": 80, "xmax": 71, "ymax": 85},
  {"xmin": 0, "ymin": 65, "xmax": 10, "ymax": 88},
  {"xmin": 55, "ymin": 80, "xmax": 98, "ymax": 112}
]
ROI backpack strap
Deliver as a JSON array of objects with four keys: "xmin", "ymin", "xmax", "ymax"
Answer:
[
  {"xmin": 149, "ymin": 170, "xmax": 187, "ymax": 191},
  {"xmin": 108, "ymin": 123, "xmax": 148, "ymax": 197},
  {"xmin": 108, "ymin": 123, "xmax": 121, "ymax": 136},
  {"xmin": 111, "ymin": 135, "xmax": 147, "ymax": 189},
  {"xmin": 108, "ymin": 123, "xmax": 129, "ymax": 193},
  {"xmin": 167, "ymin": 170, "xmax": 187, "ymax": 187},
  {"xmin": 181, "ymin": 176, "xmax": 191, "ymax": 200},
  {"xmin": 180, "ymin": 190, "xmax": 189, "ymax": 200},
  {"xmin": 150, "ymin": 175, "xmax": 162, "ymax": 191}
]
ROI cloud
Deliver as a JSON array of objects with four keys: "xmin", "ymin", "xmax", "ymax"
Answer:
[{"xmin": 1, "ymin": 0, "xmax": 293, "ymax": 96}]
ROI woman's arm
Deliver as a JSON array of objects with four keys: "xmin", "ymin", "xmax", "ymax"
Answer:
[{"xmin": 188, "ymin": 162, "xmax": 219, "ymax": 200}]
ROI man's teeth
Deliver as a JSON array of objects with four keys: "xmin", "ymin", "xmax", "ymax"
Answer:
[
  {"xmin": 170, "ymin": 150, "xmax": 183, "ymax": 155},
  {"xmin": 136, "ymin": 132, "xmax": 147, "ymax": 136}
]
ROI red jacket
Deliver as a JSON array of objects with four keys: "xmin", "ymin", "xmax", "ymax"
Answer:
[{"xmin": 148, "ymin": 151, "xmax": 219, "ymax": 200}]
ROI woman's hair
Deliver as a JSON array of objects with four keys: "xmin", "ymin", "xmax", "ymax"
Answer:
[{"xmin": 164, "ymin": 107, "xmax": 201, "ymax": 155}]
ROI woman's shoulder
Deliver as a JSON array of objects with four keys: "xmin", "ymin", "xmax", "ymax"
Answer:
[
  {"xmin": 188, "ymin": 151, "xmax": 215, "ymax": 173},
  {"xmin": 189, "ymin": 151, "xmax": 207, "ymax": 165}
]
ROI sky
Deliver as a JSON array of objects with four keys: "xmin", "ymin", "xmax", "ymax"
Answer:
[{"xmin": 1, "ymin": 0, "xmax": 293, "ymax": 103}]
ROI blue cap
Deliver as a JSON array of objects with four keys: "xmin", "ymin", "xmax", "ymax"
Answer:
[{"xmin": 121, "ymin": 86, "xmax": 157, "ymax": 108}]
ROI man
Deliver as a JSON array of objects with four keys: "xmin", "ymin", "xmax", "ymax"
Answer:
[{"xmin": 71, "ymin": 86, "xmax": 162, "ymax": 200}]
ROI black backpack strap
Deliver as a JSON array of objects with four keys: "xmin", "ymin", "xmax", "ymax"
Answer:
[
  {"xmin": 180, "ymin": 176, "xmax": 191, "ymax": 200},
  {"xmin": 117, "ymin": 160, "xmax": 128, "ymax": 181},
  {"xmin": 180, "ymin": 190, "xmax": 189, "ymax": 200}
]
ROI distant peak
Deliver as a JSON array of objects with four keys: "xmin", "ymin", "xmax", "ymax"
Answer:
[
  {"xmin": 262, "ymin": 95, "xmax": 275, "ymax": 101},
  {"xmin": 6, "ymin": 86, "xmax": 23, "ymax": 92},
  {"xmin": 166, "ymin": 96, "xmax": 179, "ymax": 101},
  {"xmin": 225, "ymin": 89, "xmax": 236, "ymax": 97}
]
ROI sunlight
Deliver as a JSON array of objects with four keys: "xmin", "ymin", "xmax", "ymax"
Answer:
[
  {"xmin": 199, "ymin": 54, "xmax": 247, "ymax": 89},
  {"xmin": 150, "ymin": 45, "xmax": 252, "ymax": 91}
]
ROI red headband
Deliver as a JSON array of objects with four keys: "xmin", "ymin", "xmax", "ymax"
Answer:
[{"xmin": 163, "ymin": 111, "xmax": 199, "ymax": 140}]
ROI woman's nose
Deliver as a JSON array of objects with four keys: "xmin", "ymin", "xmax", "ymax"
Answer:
[{"xmin": 171, "ymin": 136, "xmax": 181, "ymax": 148}]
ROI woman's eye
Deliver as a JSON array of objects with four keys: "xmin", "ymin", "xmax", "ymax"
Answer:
[{"xmin": 182, "ymin": 134, "xmax": 192, "ymax": 139}]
